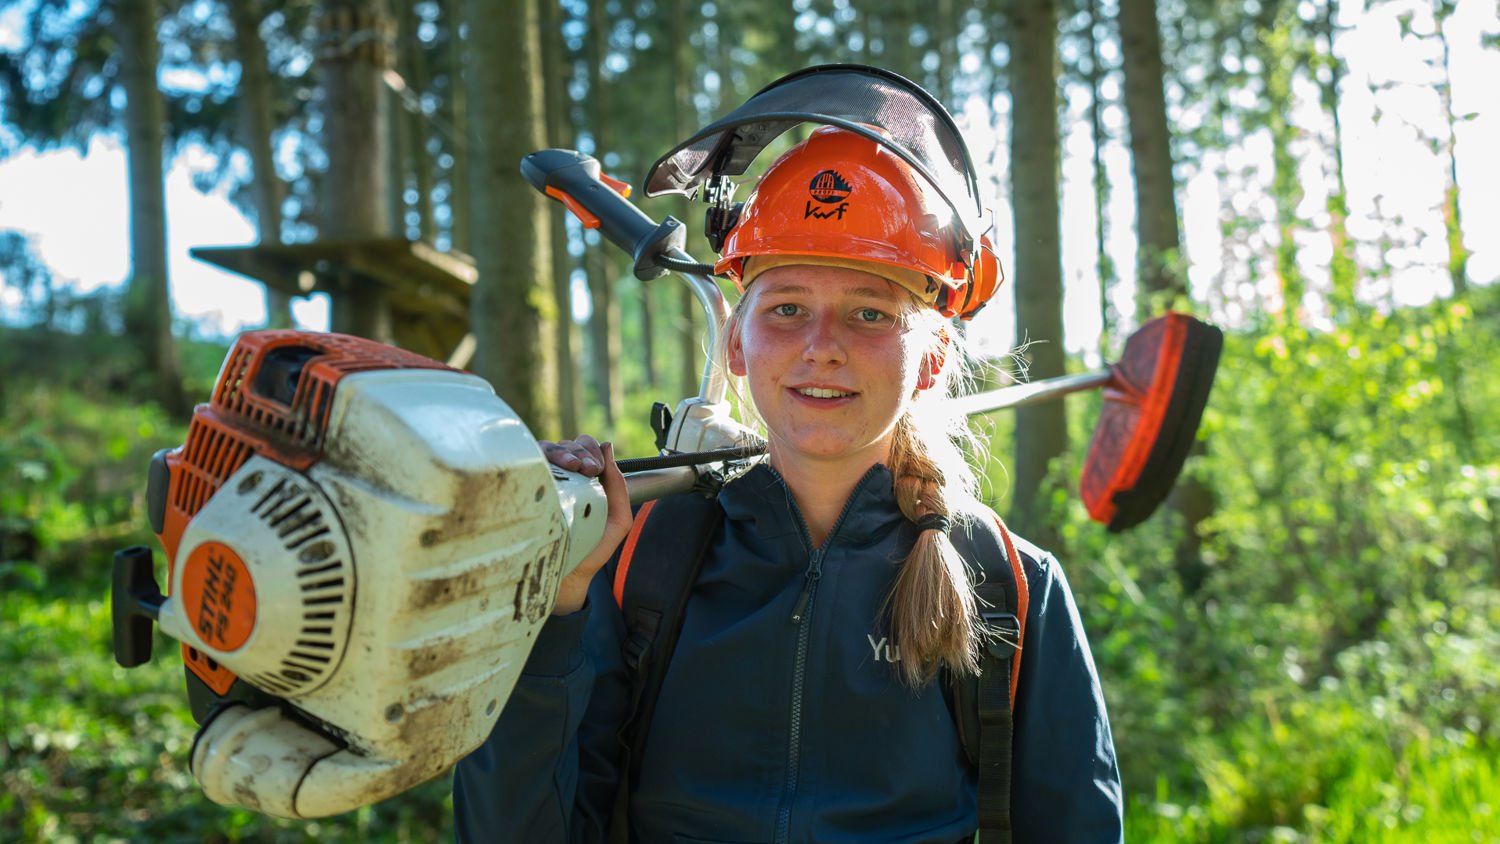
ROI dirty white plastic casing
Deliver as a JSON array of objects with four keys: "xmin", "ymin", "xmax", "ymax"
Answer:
[{"xmin": 153, "ymin": 367, "xmax": 606, "ymax": 818}]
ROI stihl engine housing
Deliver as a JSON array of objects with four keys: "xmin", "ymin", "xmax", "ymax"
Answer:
[{"xmin": 111, "ymin": 330, "xmax": 605, "ymax": 818}]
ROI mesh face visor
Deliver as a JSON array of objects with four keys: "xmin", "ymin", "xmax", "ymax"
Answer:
[{"xmin": 643, "ymin": 64, "xmax": 987, "ymax": 257}]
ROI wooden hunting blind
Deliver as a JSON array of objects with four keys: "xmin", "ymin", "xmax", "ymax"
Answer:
[{"xmin": 190, "ymin": 239, "xmax": 477, "ymax": 364}]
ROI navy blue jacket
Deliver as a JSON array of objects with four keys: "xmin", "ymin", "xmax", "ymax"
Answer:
[{"xmin": 454, "ymin": 464, "xmax": 1123, "ymax": 843}]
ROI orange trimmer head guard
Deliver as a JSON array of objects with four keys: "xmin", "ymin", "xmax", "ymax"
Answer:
[{"xmin": 1081, "ymin": 313, "xmax": 1223, "ymax": 532}]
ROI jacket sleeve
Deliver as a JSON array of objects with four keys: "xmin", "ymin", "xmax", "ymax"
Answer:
[
  {"xmin": 1011, "ymin": 552, "xmax": 1124, "ymax": 843},
  {"xmin": 452, "ymin": 566, "xmax": 631, "ymax": 844}
]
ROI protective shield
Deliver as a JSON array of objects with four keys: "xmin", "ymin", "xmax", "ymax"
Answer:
[{"xmin": 642, "ymin": 64, "xmax": 987, "ymax": 258}]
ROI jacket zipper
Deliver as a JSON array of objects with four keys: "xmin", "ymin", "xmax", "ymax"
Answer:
[
  {"xmin": 772, "ymin": 466, "xmax": 880, "ymax": 844},
  {"xmin": 775, "ymin": 545, "xmax": 821, "ymax": 844}
]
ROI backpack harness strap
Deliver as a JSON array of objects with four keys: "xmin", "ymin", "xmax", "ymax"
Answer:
[
  {"xmin": 608, "ymin": 493, "xmax": 725, "ymax": 844},
  {"xmin": 610, "ymin": 498, "xmax": 1027, "ymax": 844},
  {"xmin": 951, "ymin": 513, "xmax": 1029, "ymax": 844}
]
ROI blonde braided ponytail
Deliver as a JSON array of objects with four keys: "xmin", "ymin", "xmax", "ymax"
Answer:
[{"xmin": 884, "ymin": 414, "xmax": 982, "ymax": 686}]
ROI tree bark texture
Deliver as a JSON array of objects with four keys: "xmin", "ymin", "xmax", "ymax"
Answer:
[
  {"xmin": 319, "ymin": 0, "xmax": 395, "ymax": 342},
  {"xmin": 1118, "ymin": 0, "xmax": 1185, "ymax": 314},
  {"xmin": 465, "ymin": 0, "xmax": 558, "ymax": 436},
  {"xmin": 440, "ymin": 0, "xmax": 471, "ymax": 255},
  {"xmin": 1006, "ymin": 0, "xmax": 1067, "ymax": 546},
  {"xmin": 1316, "ymin": 0, "xmax": 1357, "ymax": 317},
  {"xmin": 671, "ymin": 0, "xmax": 700, "ymax": 406},
  {"xmin": 397, "ymin": 0, "xmax": 436, "ymax": 242},
  {"xmin": 1263, "ymin": 11, "xmax": 1306, "ymax": 322},
  {"xmin": 541, "ymin": 0, "xmax": 582, "ymax": 435},
  {"xmin": 1435, "ymin": 0, "xmax": 1469, "ymax": 297},
  {"xmin": 117, "ymin": 0, "xmax": 188, "ymax": 416},
  {"xmin": 229, "ymin": 0, "xmax": 294, "ymax": 329},
  {"xmin": 1122, "ymin": 0, "xmax": 1209, "ymax": 598},
  {"xmin": 585, "ymin": 0, "xmax": 623, "ymax": 424},
  {"xmin": 1086, "ymin": 0, "xmax": 1116, "ymax": 354}
]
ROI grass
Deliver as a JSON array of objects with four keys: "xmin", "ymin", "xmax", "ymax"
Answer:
[{"xmin": 0, "ymin": 584, "xmax": 454, "ymax": 843}]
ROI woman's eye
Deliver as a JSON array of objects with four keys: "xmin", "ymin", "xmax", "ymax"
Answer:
[
  {"xmin": 855, "ymin": 308, "xmax": 889, "ymax": 323},
  {"xmin": 773, "ymin": 303, "xmax": 800, "ymax": 317}
]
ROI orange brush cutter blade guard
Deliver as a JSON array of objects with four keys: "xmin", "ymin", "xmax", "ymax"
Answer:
[{"xmin": 1081, "ymin": 313, "xmax": 1223, "ymax": 532}]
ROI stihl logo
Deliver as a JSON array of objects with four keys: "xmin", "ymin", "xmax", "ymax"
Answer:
[
  {"xmin": 805, "ymin": 201, "xmax": 850, "ymax": 220},
  {"xmin": 196, "ymin": 549, "xmax": 237, "ymax": 646},
  {"xmin": 182, "ymin": 540, "xmax": 257, "ymax": 652}
]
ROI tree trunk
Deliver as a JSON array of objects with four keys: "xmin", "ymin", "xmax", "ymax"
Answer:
[
  {"xmin": 387, "ymin": 0, "xmax": 413, "ymax": 238},
  {"xmin": 671, "ymin": 0, "xmax": 700, "ymax": 406},
  {"xmin": 936, "ymin": 0, "xmax": 957, "ymax": 99},
  {"xmin": 1435, "ymin": 0, "xmax": 1469, "ymax": 298},
  {"xmin": 1086, "ymin": 0, "xmax": 1116, "ymax": 354},
  {"xmin": 465, "ymin": 0, "xmax": 557, "ymax": 436},
  {"xmin": 229, "ymin": 0, "xmax": 293, "ymax": 329},
  {"xmin": 541, "ymin": 0, "xmax": 581, "ymax": 435},
  {"xmin": 1006, "ymin": 0, "xmax": 1066, "ymax": 548},
  {"xmin": 1316, "ymin": 0, "xmax": 1356, "ymax": 318},
  {"xmin": 1120, "ymin": 0, "xmax": 1209, "ymax": 597},
  {"xmin": 585, "ymin": 0, "xmax": 623, "ymax": 425},
  {"xmin": 399, "ymin": 0, "xmax": 435, "ymax": 242},
  {"xmin": 1263, "ymin": 9, "xmax": 1306, "ymax": 322},
  {"xmin": 117, "ymin": 0, "xmax": 188, "ymax": 416},
  {"xmin": 1118, "ymin": 0, "xmax": 1184, "ymax": 315},
  {"xmin": 441, "ymin": 0, "xmax": 471, "ymax": 255},
  {"xmin": 319, "ymin": 0, "xmax": 395, "ymax": 342}
]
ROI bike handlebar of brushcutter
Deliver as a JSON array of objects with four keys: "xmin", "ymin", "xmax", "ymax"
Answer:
[{"xmin": 521, "ymin": 149, "xmax": 691, "ymax": 280}]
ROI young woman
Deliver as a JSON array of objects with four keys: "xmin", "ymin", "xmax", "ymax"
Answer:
[{"xmin": 453, "ymin": 125, "xmax": 1123, "ymax": 842}]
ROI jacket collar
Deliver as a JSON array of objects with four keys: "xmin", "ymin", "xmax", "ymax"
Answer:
[{"xmin": 719, "ymin": 462, "xmax": 908, "ymax": 549}]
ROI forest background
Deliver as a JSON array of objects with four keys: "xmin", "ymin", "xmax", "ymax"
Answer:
[{"xmin": 1, "ymin": 0, "xmax": 1498, "ymax": 841}]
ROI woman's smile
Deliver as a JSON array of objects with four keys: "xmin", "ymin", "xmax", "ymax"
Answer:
[{"xmin": 728, "ymin": 263, "xmax": 927, "ymax": 473}]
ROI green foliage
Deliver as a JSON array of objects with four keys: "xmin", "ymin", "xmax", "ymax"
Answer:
[
  {"xmin": 1002, "ymin": 287, "xmax": 1500, "ymax": 841},
  {"xmin": 0, "ymin": 587, "xmax": 454, "ymax": 842}
]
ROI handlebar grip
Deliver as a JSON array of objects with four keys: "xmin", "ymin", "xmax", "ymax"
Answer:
[{"xmin": 521, "ymin": 149, "xmax": 688, "ymax": 280}]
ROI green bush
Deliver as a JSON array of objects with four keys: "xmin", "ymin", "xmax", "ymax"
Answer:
[{"xmin": 1032, "ymin": 289, "xmax": 1500, "ymax": 840}]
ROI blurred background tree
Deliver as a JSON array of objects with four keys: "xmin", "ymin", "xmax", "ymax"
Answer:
[{"xmin": 1, "ymin": 0, "xmax": 1498, "ymax": 840}]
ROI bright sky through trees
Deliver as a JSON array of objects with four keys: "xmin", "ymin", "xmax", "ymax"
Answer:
[{"xmin": 0, "ymin": 0, "xmax": 1496, "ymax": 353}]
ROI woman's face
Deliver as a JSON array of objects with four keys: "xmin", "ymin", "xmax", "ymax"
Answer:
[{"xmin": 727, "ymin": 263, "xmax": 932, "ymax": 474}]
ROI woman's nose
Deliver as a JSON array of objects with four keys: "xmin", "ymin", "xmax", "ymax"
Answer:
[{"xmin": 802, "ymin": 314, "xmax": 847, "ymax": 365}]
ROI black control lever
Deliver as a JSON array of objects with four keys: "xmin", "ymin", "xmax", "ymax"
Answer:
[{"xmin": 520, "ymin": 149, "xmax": 690, "ymax": 281}]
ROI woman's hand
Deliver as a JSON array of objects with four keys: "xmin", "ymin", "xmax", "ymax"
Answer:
[{"xmin": 541, "ymin": 435, "xmax": 634, "ymax": 614}]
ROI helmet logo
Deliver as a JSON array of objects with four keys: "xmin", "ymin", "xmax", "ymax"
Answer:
[
  {"xmin": 808, "ymin": 170, "xmax": 852, "ymax": 203},
  {"xmin": 806, "ymin": 170, "xmax": 852, "ymax": 220}
]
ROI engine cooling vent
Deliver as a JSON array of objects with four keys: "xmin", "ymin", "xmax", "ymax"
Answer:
[
  {"xmin": 171, "ymin": 414, "xmax": 257, "ymax": 520},
  {"xmin": 239, "ymin": 473, "xmax": 355, "ymax": 698},
  {"xmin": 213, "ymin": 331, "xmax": 456, "ymax": 455},
  {"xmin": 168, "ymin": 331, "xmax": 457, "ymax": 526}
]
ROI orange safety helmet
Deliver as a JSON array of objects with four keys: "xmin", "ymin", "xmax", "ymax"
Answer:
[{"xmin": 714, "ymin": 126, "xmax": 1003, "ymax": 320}]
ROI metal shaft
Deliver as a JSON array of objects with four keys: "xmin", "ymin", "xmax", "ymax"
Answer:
[
  {"xmin": 663, "ymin": 245, "xmax": 733, "ymax": 406},
  {"xmin": 623, "ymin": 467, "xmax": 699, "ymax": 504},
  {"xmin": 951, "ymin": 369, "xmax": 1113, "ymax": 416}
]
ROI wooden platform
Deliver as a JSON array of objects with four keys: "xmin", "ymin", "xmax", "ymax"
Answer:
[{"xmin": 190, "ymin": 238, "xmax": 476, "ymax": 362}]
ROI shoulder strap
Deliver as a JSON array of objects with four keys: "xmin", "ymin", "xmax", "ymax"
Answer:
[
  {"xmin": 949, "ymin": 512, "xmax": 1029, "ymax": 844},
  {"xmin": 607, "ymin": 492, "xmax": 724, "ymax": 844}
]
